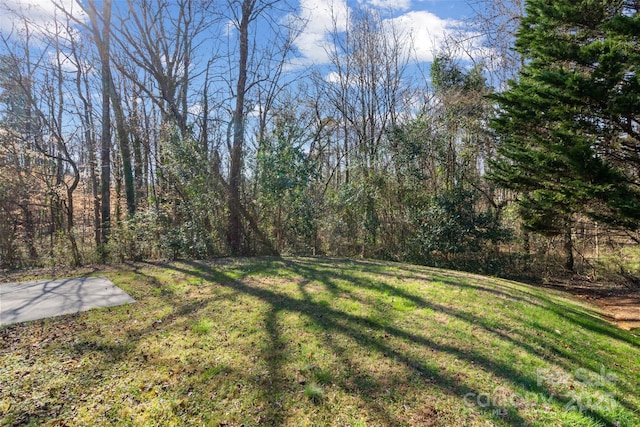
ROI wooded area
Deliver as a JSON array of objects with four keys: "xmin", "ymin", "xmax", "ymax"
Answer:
[{"xmin": 0, "ymin": 0, "xmax": 638, "ymax": 278}]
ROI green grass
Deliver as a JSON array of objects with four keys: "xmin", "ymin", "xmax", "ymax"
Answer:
[
  {"xmin": 1, "ymin": 257, "xmax": 639, "ymax": 426},
  {"xmin": 304, "ymin": 382, "xmax": 326, "ymax": 403}
]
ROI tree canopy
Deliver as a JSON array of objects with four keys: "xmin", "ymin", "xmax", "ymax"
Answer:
[
  {"xmin": 490, "ymin": 0, "xmax": 640, "ymax": 234},
  {"xmin": 0, "ymin": 0, "xmax": 637, "ymax": 277}
]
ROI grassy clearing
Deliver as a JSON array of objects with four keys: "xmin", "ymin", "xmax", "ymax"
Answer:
[{"xmin": 1, "ymin": 257, "xmax": 638, "ymax": 426}]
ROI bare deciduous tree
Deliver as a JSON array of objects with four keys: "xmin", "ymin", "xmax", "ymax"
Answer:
[{"xmin": 466, "ymin": 0, "xmax": 525, "ymax": 88}]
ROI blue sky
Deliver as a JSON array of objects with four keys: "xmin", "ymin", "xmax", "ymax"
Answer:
[
  {"xmin": 0, "ymin": 0, "xmax": 486, "ymax": 96},
  {"xmin": 0, "ymin": 0, "xmax": 483, "ymax": 138},
  {"xmin": 0, "ymin": 0, "xmax": 477, "ymax": 61},
  {"xmin": 0, "ymin": 0, "xmax": 472, "ymax": 28},
  {"xmin": 289, "ymin": 0, "xmax": 479, "ymax": 66}
]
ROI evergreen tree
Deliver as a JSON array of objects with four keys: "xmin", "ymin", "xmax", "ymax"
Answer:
[{"xmin": 490, "ymin": 0, "xmax": 640, "ymax": 268}]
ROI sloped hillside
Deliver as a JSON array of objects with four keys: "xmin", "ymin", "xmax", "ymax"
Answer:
[{"xmin": 1, "ymin": 258, "xmax": 638, "ymax": 426}]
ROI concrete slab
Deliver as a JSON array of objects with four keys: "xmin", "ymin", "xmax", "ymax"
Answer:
[{"xmin": 0, "ymin": 276, "xmax": 135, "ymax": 326}]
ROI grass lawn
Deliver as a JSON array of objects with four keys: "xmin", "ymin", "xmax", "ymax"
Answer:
[{"xmin": 1, "ymin": 257, "xmax": 638, "ymax": 426}]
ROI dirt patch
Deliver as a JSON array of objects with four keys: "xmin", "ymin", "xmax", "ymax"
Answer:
[
  {"xmin": 543, "ymin": 275, "xmax": 640, "ymax": 332},
  {"xmin": 600, "ymin": 296, "xmax": 640, "ymax": 330}
]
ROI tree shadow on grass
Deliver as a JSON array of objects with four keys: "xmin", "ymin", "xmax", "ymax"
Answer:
[
  {"xmin": 4, "ymin": 258, "xmax": 636, "ymax": 426},
  {"xmin": 160, "ymin": 258, "xmax": 636, "ymax": 426},
  {"xmin": 283, "ymin": 258, "xmax": 640, "ymax": 416},
  {"xmin": 288, "ymin": 259, "xmax": 638, "ymax": 355}
]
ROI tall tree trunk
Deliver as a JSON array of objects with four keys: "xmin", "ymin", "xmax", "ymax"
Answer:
[
  {"xmin": 70, "ymin": 15, "xmax": 101, "ymax": 251},
  {"xmin": 563, "ymin": 226, "xmax": 574, "ymax": 272},
  {"xmin": 131, "ymin": 98, "xmax": 145, "ymax": 207},
  {"xmin": 94, "ymin": 0, "xmax": 113, "ymax": 256},
  {"xmin": 81, "ymin": 68, "xmax": 101, "ymax": 250},
  {"xmin": 86, "ymin": 0, "xmax": 135, "ymax": 250},
  {"xmin": 22, "ymin": 205, "xmax": 38, "ymax": 260},
  {"xmin": 227, "ymin": 0, "xmax": 255, "ymax": 255},
  {"xmin": 109, "ymin": 78, "xmax": 136, "ymax": 217},
  {"xmin": 65, "ymin": 192, "xmax": 81, "ymax": 267}
]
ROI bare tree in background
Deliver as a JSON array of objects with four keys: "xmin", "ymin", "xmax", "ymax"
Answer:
[
  {"xmin": 226, "ymin": 0, "xmax": 255, "ymax": 255},
  {"xmin": 466, "ymin": 0, "xmax": 524, "ymax": 88},
  {"xmin": 323, "ymin": 7, "xmax": 412, "ymax": 256},
  {"xmin": 0, "ymin": 21, "xmax": 43, "ymax": 263},
  {"xmin": 111, "ymin": 0, "xmax": 215, "ymax": 138},
  {"xmin": 224, "ymin": 0, "xmax": 298, "ymax": 255},
  {"xmin": 0, "ymin": 5, "xmax": 89, "ymax": 265},
  {"xmin": 67, "ymin": 23, "xmax": 101, "ymax": 252},
  {"xmin": 73, "ymin": 0, "xmax": 115, "ymax": 254}
]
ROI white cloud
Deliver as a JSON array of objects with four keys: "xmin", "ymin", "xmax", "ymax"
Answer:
[
  {"xmin": 387, "ymin": 10, "xmax": 491, "ymax": 65},
  {"xmin": 223, "ymin": 19, "xmax": 236, "ymax": 38},
  {"xmin": 385, "ymin": 10, "xmax": 460, "ymax": 63},
  {"xmin": 0, "ymin": 0, "xmax": 86, "ymax": 37},
  {"xmin": 291, "ymin": 0, "xmax": 473, "ymax": 67},
  {"xmin": 324, "ymin": 70, "xmax": 345, "ymax": 84},
  {"xmin": 188, "ymin": 102, "xmax": 203, "ymax": 116},
  {"xmin": 291, "ymin": 0, "xmax": 350, "ymax": 65},
  {"xmin": 359, "ymin": 0, "xmax": 411, "ymax": 12}
]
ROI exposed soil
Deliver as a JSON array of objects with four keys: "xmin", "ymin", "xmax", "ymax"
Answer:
[{"xmin": 544, "ymin": 275, "xmax": 640, "ymax": 332}]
